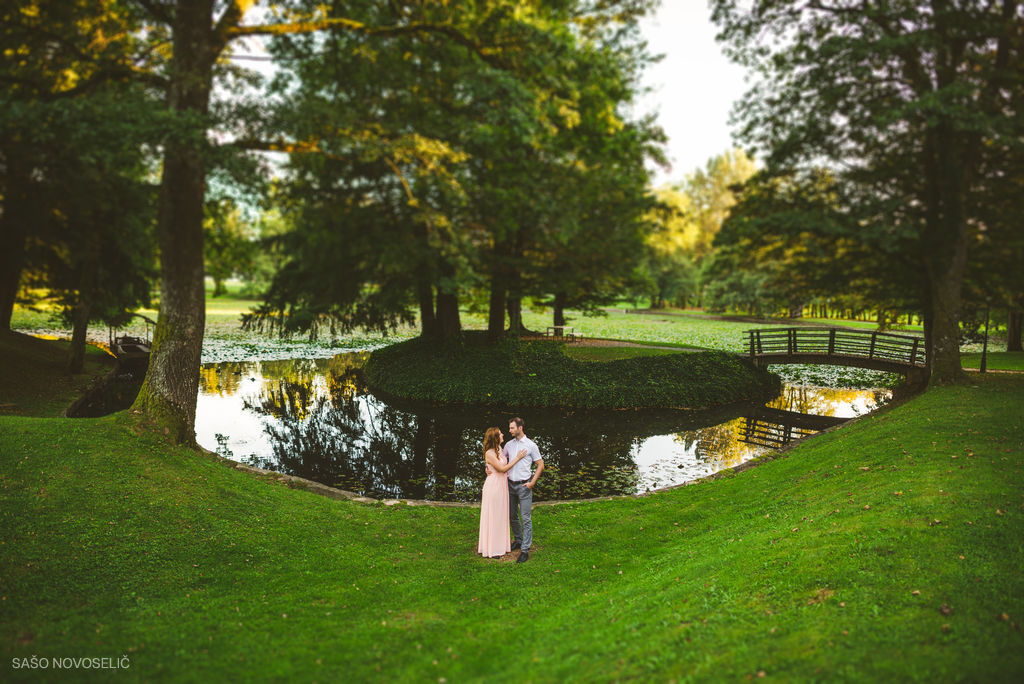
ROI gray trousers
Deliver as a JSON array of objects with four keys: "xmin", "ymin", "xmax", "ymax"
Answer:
[{"xmin": 508, "ymin": 480, "xmax": 533, "ymax": 552}]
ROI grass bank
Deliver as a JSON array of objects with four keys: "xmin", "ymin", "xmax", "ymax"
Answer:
[
  {"xmin": 0, "ymin": 333, "xmax": 114, "ymax": 417},
  {"xmin": 365, "ymin": 333, "xmax": 780, "ymax": 410},
  {"xmin": 1, "ymin": 349, "xmax": 1023, "ymax": 680},
  {"xmin": 961, "ymin": 351, "xmax": 1024, "ymax": 371}
]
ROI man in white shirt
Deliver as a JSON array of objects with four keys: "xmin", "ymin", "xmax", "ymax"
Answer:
[{"xmin": 502, "ymin": 416, "xmax": 544, "ymax": 563}]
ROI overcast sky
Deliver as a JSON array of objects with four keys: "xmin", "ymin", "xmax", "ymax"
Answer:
[{"xmin": 635, "ymin": 2, "xmax": 751, "ymax": 187}]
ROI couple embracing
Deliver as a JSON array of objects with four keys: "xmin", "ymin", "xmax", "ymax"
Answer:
[{"xmin": 477, "ymin": 417, "xmax": 545, "ymax": 563}]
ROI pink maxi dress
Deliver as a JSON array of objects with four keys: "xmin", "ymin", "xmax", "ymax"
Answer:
[{"xmin": 477, "ymin": 452, "xmax": 511, "ymax": 557}]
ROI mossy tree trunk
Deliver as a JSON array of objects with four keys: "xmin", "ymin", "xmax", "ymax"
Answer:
[{"xmin": 131, "ymin": 0, "xmax": 216, "ymax": 444}]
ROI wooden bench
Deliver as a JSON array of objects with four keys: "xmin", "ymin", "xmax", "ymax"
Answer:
[{"xmin": 546, "ymin": 326, "xmax": 582, "ymax": 343}]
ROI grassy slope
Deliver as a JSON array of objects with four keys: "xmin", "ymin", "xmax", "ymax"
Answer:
[
  {"xmin": 1, "ymin": 373, "xmax": 1022, "ymax": 681},
  {"xmin": 0, "ymin": 333, "xmax": 115, "ymax": 417}
]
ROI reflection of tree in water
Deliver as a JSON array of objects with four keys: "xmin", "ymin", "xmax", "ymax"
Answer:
[
  {"xmin": 530, "ymin": 429, "xmax": 640, "ymax": 500},
  {"xmin": 768, "ymin": 385, "xmax": 890, "ymax": 417},
  {"xmin": 241, "ymin": 368, "xmax": 671, "ymax": 501},
  {"xmin": 217, "ymin": 352, "xmax": 811, "ymax": 501},
  {"xmin": 199, "ymin": 360, "xmax": 255, "ymax": 396},
  {"xmin": 673, "ymin": 418, "xmax": 755, "ymax": 475}
]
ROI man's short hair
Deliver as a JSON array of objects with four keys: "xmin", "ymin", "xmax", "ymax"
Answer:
[{"xmin": 510, "ymin": 416, "xmax": 524, "ymax": 429}]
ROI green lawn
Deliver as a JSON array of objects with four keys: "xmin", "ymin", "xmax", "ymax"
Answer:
[
  {"xmin": 1, "ymin": 339, "xmax": 1023, "ymax": 681},
  {"xmin": 961, "ymin": 351, "xmax": 1024, "ymax": 372}
]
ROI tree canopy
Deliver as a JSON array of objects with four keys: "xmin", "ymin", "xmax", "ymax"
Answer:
[{"xmin": 711, "ymin": 0, "xmax": 1024, "ymax": 383}]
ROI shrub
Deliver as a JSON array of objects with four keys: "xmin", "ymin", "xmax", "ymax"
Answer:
[{"xmin": 364, "ymin": 332, "xmax": 780, "ymax": 410}]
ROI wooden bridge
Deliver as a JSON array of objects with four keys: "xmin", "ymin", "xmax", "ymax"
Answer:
[
  {"xmin": 739, "ymin": 407, "xmax": 849, "ymax": 449},
  {"xmin": 744, "ymin": 327, "xmax": 926, "ymax": 378}
]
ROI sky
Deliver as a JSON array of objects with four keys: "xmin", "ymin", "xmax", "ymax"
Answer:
[{"xmin": 634, "ymin": 2, "xmax": 751, "ymax": 187}]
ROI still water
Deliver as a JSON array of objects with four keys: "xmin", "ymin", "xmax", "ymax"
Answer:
[{"xmin": 195, "ymin": 353, "xmax": 891, "ymax": 502}]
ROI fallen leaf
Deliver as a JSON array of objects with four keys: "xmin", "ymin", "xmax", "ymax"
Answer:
[
  {"xmin": 912, "ymin": 590, "xmax": 921, "ymax": 596},
  {"xmin": 940, "ymin": 604, "xmax": 953, "ymax": 616}
]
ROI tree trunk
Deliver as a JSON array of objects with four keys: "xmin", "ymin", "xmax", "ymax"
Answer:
[
  {"xmin": 1008, "ymin": 309, "xmax": 1022, "ymax": 352},
  {"xmin": 487, "ymin": 275, "xmax": 506, "ymax": 342},
  {"xmin": 435, "ymin": 262, "xmax": 460, "ymax": 341},
  {"xmin": 0, "ymin": 170, "xmax": 29, "ymax": 332},
  {"xmin": 553, "ymin": 292, "xmax": 566, "ymax": 328},
  {"xmin": 417, "ymin": 277, "xmax": 437, "ymax": 339},
  {"xmin": 66, "ymin": 291, "xmax": 92, "ymax": 374},
  {"xmin": 131, "ymin": 1, "xmax": 215, "ymax": 445},
  {"xmin": 212, "ymin": 277, "xmax": 226, "ymax": 297},
  {"xmin": 506, "ymin": 294, "xmax": 522, "ymax": 337},
  {"xmin": 0, "ymin": 227, "xmax": 23, "ymax": 332},
  {"xmin": 921, "ymin": 126, "xmax": 969, "ymax": 385}
]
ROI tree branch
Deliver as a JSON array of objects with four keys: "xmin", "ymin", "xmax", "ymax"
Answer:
[
  {"xmin": 228, "ymin": 18, "xmax": 510, "ymax": 70},
  {"xmin": 131, "ymin": 0, "xmax": 173, "ymax": 25}
]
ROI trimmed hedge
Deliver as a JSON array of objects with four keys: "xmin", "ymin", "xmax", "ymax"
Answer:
[{"xmin": 364, "ymin": 332, "xmax": 781, "ymax": 410}]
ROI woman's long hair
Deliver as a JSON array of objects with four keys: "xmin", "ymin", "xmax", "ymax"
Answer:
[{"xmin": 482, "ymin": 427, "xmax": 502, "ymax": 460}]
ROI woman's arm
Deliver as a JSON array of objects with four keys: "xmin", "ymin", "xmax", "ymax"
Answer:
[{"xmin": 485, "ymin": 448, "xmax": 527, "ymax": 473}]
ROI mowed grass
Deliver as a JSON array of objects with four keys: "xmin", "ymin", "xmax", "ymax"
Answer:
[
  {"xmin": 961, "ymin": 351, "xmax": 1024, "ymax": 372},
  {"xmin": 1, "ymin": 338, "xmax": 1023, "ymax": 680},
  {"xmin": 562, "ymin": 345, "xmax": 687, "ymax": 362}
]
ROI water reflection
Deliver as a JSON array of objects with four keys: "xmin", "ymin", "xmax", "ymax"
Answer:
[{"xmin": 194, "ymin": 354, "xmax": 891, "ymax": 502}]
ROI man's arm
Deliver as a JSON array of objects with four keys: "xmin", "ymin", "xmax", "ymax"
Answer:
[{"xmin": 526, "ymin": 458, "xmax": 544, "ymax": 489}]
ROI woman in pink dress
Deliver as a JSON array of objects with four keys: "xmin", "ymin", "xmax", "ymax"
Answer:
[{"xmin": 478, "ymin": 426, "xmax": 527, "ymax": 558}]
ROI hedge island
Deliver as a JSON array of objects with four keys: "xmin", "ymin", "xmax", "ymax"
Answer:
[{"xmin": 364, "ymin": 332, "xmax": 781, "ymax": 410}]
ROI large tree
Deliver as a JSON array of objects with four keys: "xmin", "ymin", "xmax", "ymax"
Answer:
[
  {"xmin": 711, "ymin": 0, "xmax": 1023, "ymax": 384},
  {"xmin": 125, "ymin": 0, "xmax": 578, "ymax": 443},
  {"xmin": 244, "ymin": 1, "xmax": 660, "ymax": 343}
]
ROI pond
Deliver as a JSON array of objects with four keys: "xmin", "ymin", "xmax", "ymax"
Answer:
[{"xmin": 195, "ymin": 353, "xmax": 892, "ymax": 502}]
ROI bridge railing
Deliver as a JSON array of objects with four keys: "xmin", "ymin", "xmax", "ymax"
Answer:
[{"xmin": 744, "ymin": 327, "xmax": 925, "ymax": 366}]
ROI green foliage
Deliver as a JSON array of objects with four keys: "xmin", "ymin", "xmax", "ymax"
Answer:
[
  {"xmin": 364, "ymin": 332, "xmax": 779, "ymax": 410},
  {"xmin": 710, "ymin": 0, "xmax": 1024, "ymax": 382},
  {"xmin": 247, "ymin": 0, "xmax": 662, "ymax": 338},
  {"xmin": 706, "ymin": 169, "xmax": 922, "ymax": 319},
  {"xmin": 203, "ymin": 201, "xmax": 256, "ymax": 298}
]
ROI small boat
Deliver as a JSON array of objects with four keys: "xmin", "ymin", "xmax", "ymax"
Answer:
[
  {"xmin": 113, "ymin": 335, "xmax": 151, "ymax": 362},
  {"xmin": 108, "ymin": 314, "xmax": 155, "ymax": 375}
]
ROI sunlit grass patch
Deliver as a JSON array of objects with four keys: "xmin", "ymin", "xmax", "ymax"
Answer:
[
  {"xmin": 961, "ymin": 351, "xmax": 1024, "ymax": 372},
  {"xmin": 562, "ymin": 345, "xmax": 685, "ymax": 362}
]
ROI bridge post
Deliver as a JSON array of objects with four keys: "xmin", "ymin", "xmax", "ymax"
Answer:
[
  {"xmin": 788, "ymin": 328, "xmax": 795, "ymax": 355},
  {"xmin": 869, "ymin": 331, "xmax": 877, "ymax": 359},
  {"xmin": 828, "ymin": 329, "xmax": 836, "ymax": 355},
  {"xmin": 911, "ymin": 338, "xmax": 920, "ymax": 364}
]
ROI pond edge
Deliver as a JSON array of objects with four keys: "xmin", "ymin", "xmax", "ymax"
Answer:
[{"xmin": 200, "ymin": 420, "xmax": 840, "ymax": 509}]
